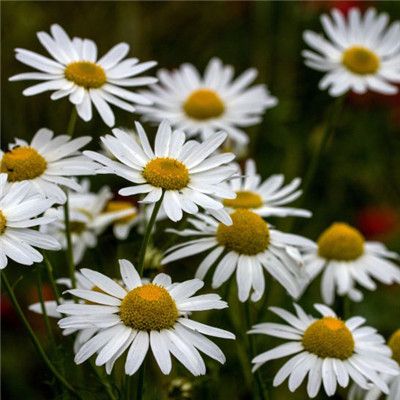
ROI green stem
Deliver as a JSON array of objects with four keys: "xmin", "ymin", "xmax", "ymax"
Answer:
[
  {"xmin": 301, "ymin": 95, "xmax": 345, "ymax": 203},
  {"xmin": 245, "ymin": 302, "xmax": 270, "ymax": 400},
  {"xmin": 135, "ymin": 360, "xmax": 146, "ymax": 400},
  {"xmin": 137, "ymin": 192, "xmax": 164, "ymax": 277},
  {"xmin": 90, "ymin": 361, "xmax": 118, "ymax": 400},
  {"xmin": 42, "ymin": 251, "xmax": 60, "ymax": 305},
  {"xmin": 1, "ymin": 270, "xmax": 82, "ymax": 399},
  {"xmin": 63, "ymin": 195, "xmax": 76, "ymax": 288},
  {"xmin": 66, "ymin": 107, "xmax": 78, "ymax": 137}
]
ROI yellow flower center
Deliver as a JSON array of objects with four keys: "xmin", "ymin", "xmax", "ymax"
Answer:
[
  {"xmin": 216, "ymin": 209, "xmax": 270, "ymax": 255},
  {"xmin": 143, "ymin": 157, "xmax": 189, "ymax": 191},
  {"xmin": 223, "ymin": 191, "xmax": 263, "ymax": 209},
  {"xmin": 318, "ymin": 222, "xmax": 365, "ymax": 261},
  {"xmin": 105, "ymin": 201, "xmax": 137, "ymax": 224},
  {"xmin": 65, "ymin": 61, "xmax": 107, "ymax": 89},
  {"xmin": 119, "ymin": 283, "xmax": 178, "ymax": 331},
  {"xmin": 388, "ymin": 329, "xmax": 400, "ymax": 365},
  {"xmin": 0, "ymin": 210, "xmax": 6, "ymax": 235},
  {"xmin": 342, "ymin": 46, "xmax": 380, "ymax": 75},
  {"xmin": 302, "ymin": 317, "xmax": 355, "ymax": 359},
  {"xmin": 183, "ymin": 89, "xmax": 225, "ymax": 120},
  {"xmin": 1, "ymin": 146, "xmax": 47, "ymax": 182}
]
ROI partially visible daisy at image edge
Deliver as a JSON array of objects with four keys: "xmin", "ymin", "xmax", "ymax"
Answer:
[
  {"xmin": 302, "ymin": 222, "xmax": 400, "ymax": 304},
  {"xmin": 303, "ymin": 7, "xmax": 400, "ymax": 96},
  {"xmin": 57, "ymin": 259, "xmax": 235, "ymax": 376},
  {"xmin": 218, "ymin": 158, "xmax": 311, "ymax": 219},
  {"xmin": 136, "ymin": 57, "xmax": 277, "ymax": 144},
  {"xmin": 0, "ymin": 174, "xmax": 61, "ymax": 269},
  {"xmin": 84, "ymin": 120, "xmax": 237, "ymax": 223},
  {"xmin": 1, "ymin": 128, "xmax": 97, "ymax": 203},
  {"xmin": 249, "ymin": 303, "xmax": 399, "ymax": 398},
  {"xmin": 9, "ymin": 24, "xmax": 157, "ymax": 127},
  {"xmin": 162, "ymin": 210, "xmax": 315, "ymax": 302}
]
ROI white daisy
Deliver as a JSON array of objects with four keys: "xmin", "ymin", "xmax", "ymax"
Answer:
[
  {"xmin": 303, "ymin": 7, "xmax": 400, "ymax": 96},
  {"xmin": 40, "ymin": 180, "xmax": 134, "ymax": 265},
  {"xmin": 57, "ymin": 259, "xmax": 235, "ymax": 376},
  {"xmin": 1, "ymin": 128, "xmax": 97, "ymax": 204},
  {"xmin": 219, "ymin": 158, "xmax": 312, "ymax": 218},
  {"xmin": 162, "ymin": 210, "xmax": 315, "ymax": 302},
  {"xmin": 348, "ymin": 328, "xmax": 400, "ymax": 400},
  {"xmin": 84, "ymin": 120, "xmax": 237, "ymax": 223},
  {"xmin": 136, "ymin": 58, "xmax": 278, "ymax": 144},
  {"xmin": 0, "ymin": 174, "xmax": 61, "ymax": 269},
  {"xmin": 9, "ymin": 24, "xmax": 157, "ymax": 127},
  {"xmin": 249, "ymin": 303, "xmax": 399, "ymax": 398},
  {"xmin": 302, "ymin": 222, "xmax": 400, "ymax": 304}
]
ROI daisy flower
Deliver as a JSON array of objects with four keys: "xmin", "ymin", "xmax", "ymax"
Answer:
[
  {"xmin": 10, "ymin": 24, "xmax": 157, "ymax": 127},
  {"xmin": 57, "ymin": 259, "xmax": 235, "ymax": 376},
  {"xmin": 302, "ymin": 222, "xmax": 400, "ymax": 304},
  {"xmin": 348, "ymin": 329, "xmax": 400, "ymax": 400},
  {"xmin": 1, "ymin": 128, "xmax": 97, "ymax": 204},
  {"xmin": 102, "ymin": 200, "xmax": 138, "ymax": 240},
  {"xmin": 136, "ymin": 58, "xmax": 278, "ymax": 144},
  {"xmin": 84, "ymin": 120, "xmax": 236, "ymax": 223},
  {"xmin": 40, "ymin": 180, "xmax": 134, "ymax": 265},
  {"xmin": 220, "ymin": 159, "xmax": 312, "ymax": 218},
  {"xmin": 303, "ymin": 8, "xmax": 400, "ymax": 96},
  {"xmin": 0, "ymin": 174, "xmax": 61, "ymax": 269},
  {"xmin": 249, "ymin": 303, "xmax": 399, "ymax": 398},
  {"xmin": 162, "ymin": 210, "xmax": 315, "ymax": 302}
]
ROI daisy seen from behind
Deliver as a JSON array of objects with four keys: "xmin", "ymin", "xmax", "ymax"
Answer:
[
  {"xmin": 10, "ymin": 24, "xmax": 157, "ymax": 127},
  {"xmin": 302, "ymin": 222, "xmax": 400, "ymax": 304},
  {"xmin": 303, "ymin": 7, "xmax": 400, "ymax": 96},
  {"xmin": 57, "ymin": 259, "xmax": 235, "ymax": 376},
  {"xmin": 220, "ymin": 158, "xmax": 312, "ymax": 219},
  {"xmin": 1, "ymin": 128, "xmax": 97, "ymax": 204},
  {"xmin": 162, "ymin": 210, "xmax": 315, "ymax": 302},
  {"xmin": 136, "ymin": 58, "xmax": 278, "ymax": 145},
  {"xmin": 40, "ymin": 180, "xmax": 134, "ymax": 265},
  {"xmin": 0, "ymin": 174, "xmax": 61, "ymax": 269},
  {"xmin": 249, "ymin": 303, "xmax": 399, "ymax": 398},
  {"xmin": 84, "ymin": 120, "xmax": 236, "ymax": 223}
]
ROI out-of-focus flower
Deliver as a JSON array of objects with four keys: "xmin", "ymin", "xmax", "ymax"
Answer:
[
  {"xmin": 10, "ymin": 24, "xmax": 157, "ymax": 127},
  {"xmin": 168, "ymin": 377, "xmax": 193, "ymax": 400},
  {"xmin": 1, "ymin": 128, "xmax": 97, "ymax": 204},
  {"xmin": 84, "ymin": 120, "xmax": 236, "ymax": 223},
  {"xmin": 355, "ymin": 206, "xmax": 398, "ymax": 240},
  {"xmin": 249, "ymin": 303, "xmax": 399, "ymax": 398},
  {"xmin": 219, "ymin": 159, "xmax": 311, "ymax": 219},
  {"xmin": 0, "ymin": 174, "xmax": 61, "ymax": 269},
  {"xmin": 302, "ymin": 222, "xmax": 400, "ymax": 304},
  {"xmin": 303, "ymin": 8, "xmax": 400, "ymax": 96},
  {"xmin": 57, "ymin": 259, "xmax": 235, "ymax": 376},
  {"xmin": 136, "ymin": 58, "xmax": 277, "ymax": 145},
  {"xmin": 162, "ymin": 210, "xmax": 315, "ymax": 302},
  {"xmin": 40, "ymin": 180, "xmax": 133, "ymax": 265}
]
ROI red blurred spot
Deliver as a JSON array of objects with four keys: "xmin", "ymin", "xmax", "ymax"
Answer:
[{"xmin": 304, "ymin": 0, "xmax": 369, "ymax": 14}]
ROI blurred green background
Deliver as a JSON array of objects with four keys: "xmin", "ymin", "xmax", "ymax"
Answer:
[{"xmin": 1, "ymin": 1, "xmax": 400, "ymax": 399}]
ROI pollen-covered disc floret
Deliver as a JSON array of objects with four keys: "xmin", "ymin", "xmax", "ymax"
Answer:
[
  {"xmin": 0, "ymin": 210, "xmax": 7, "ymax": 235},
  {"xmin": 1, "ymin": 146, "xmax": 47, "ymax": 182},
  {"xmin": 302, "ymin": 317, "xmax": 354, "ymax": 359},
  {"xmin": 56, "ymin": 260, "xmax": 235, "ymax": 376},
  {"xmin": 143, "ymin": 157, "xmax": 189, "ymax": 191},
  {"xmin": 223, "ymin": 191, "xmax": 263, "ymax": 209},
  {"xmin": 318, "ymin": 222, "xmax": 365, "ymax": 261},
  {"xmin": 249, "ymin": 303, "xmax": 399, "ymax": 398},
  {"xmin": 342, "ymin": 46, "xmax": 380, "ymax": 75},
  {"xmin": 216, "ymin": 209, "xmax": 269, "ymax": 255},
  {"xmin": 184, "ymin": 89, "xmax": 225, "ymax": 120},
  {"xmin": 303, "ymin": 8, "xmax": 400, "ymax": 96},
  {"xmin": 65, "ymin": 61, "xmax": 107, "ymax": 89},
  {"xmin": 120, "ymin": 284, "xmax": 178, "ymax": 331},
  {"xmin": 388, "ymin": 329, "xmax": 400, "ymax": 365}
]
